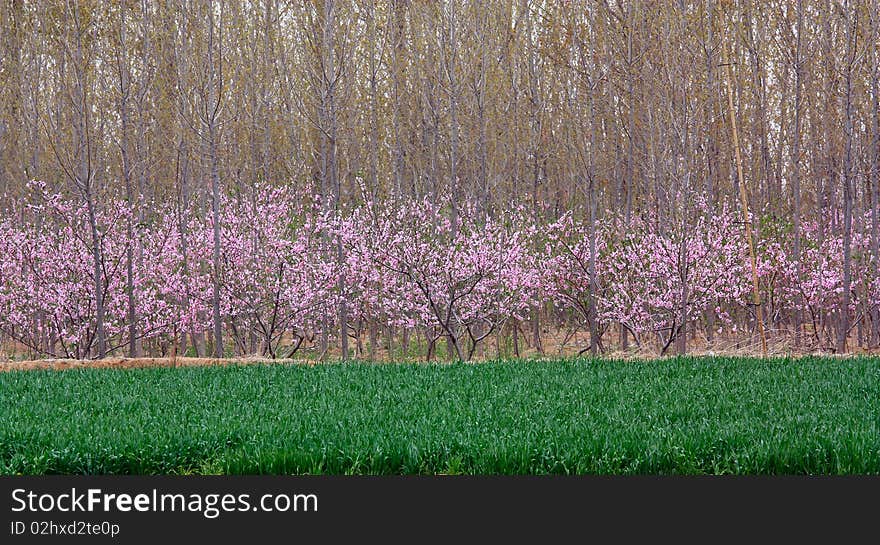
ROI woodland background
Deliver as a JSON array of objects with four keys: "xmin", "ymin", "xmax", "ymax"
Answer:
[{"xmin": 0, "ymin": 0, "xmax": 879, "ymax": 361}]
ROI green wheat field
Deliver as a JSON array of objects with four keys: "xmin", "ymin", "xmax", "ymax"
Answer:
[{"xmin": 1, "ymin": 357, "xmax": 878, "ymax": 475}]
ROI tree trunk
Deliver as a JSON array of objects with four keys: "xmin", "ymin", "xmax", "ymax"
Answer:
[
  {"xmin": 870, "ymin": 22, "xmax": 879, "ymax": 348},
  {"xmin": 792, "ymin": 0, "xmax": 804, "ymax": 346},
  {"xmin": 207, "ymin": 7, "xmax": 224, "ymax": 360},
  {"xmin": 837, "ymin": 3, "xmax": 855, "ymax": 354},
  {"xmin": 70, "ymin": 2, "xmax": 105, "ymax": 359},
  {"xmin": 588, "ymin": 178, "xmax": 599, "ymax": 357},
  {"xmin": 117, "ymin": 4, "xmax": 139, "ymax": 357}
]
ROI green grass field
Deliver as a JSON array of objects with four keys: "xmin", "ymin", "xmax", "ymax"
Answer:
[{"xmin": 1, "ymin": 356, "xmax": 878, "ymax": 475}]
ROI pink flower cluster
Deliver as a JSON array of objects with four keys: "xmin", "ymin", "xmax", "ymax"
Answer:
[
  {"xmin": 542, "ymin": 201, "xmax": 750, "ymax": 350},
  {"xmin": 340, "ymin": 199, "xmax": 542, "ymax": 360}
]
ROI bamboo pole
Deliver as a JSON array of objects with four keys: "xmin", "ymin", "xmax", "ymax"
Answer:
[{"xmin": 722, "ymin": 25, "xmax": 768, "ymax": 356}]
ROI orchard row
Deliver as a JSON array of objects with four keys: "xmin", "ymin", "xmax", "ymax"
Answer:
[{"xmin": 1, "ymin": 182, "xmax": 878, "ymax": 360}]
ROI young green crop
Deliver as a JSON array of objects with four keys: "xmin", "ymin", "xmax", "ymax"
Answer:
[{"xmin": 1, "ymin": 357, "xmax": 878, "ymax": 475}]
